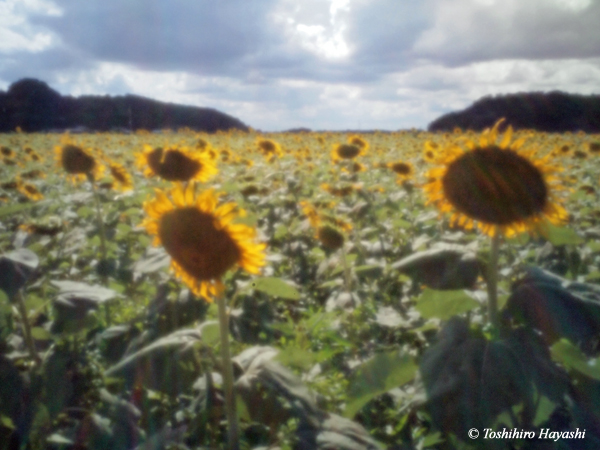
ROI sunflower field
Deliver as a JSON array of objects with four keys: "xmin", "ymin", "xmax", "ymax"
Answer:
[{"xmin": 1, "ymin": 124, "xmax": 600, "ymax": 450}]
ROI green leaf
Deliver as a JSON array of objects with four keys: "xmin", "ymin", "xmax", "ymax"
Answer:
[
  {"xmin": 250, "ymin": 277, "xmax": 300, "ymax": 300},
  {"xmin": 541, "ymin": 222, "xmax": 584, "ymax": 246},
  {"xmin": 533, "ymin": 395, "xmax": 558, "ymax": 427},
  {"xmin": 0, "ymin": 202, "xmax": 37, "ymax": 218},
  {"xmin": 421, "ymin": 431, "xmax": 445, "ymax": 448},
  {"xmin": 551, "ymin": 339, "xmax": 600, "ymax": 381},
  {"xmin": 77, "ymin": 206, "xmax": 95, "ymax": 218},
  {"xmin": 344, "ymin": 351, "xmax": 417, "ymax": 418},
  {"xmin": 416, "ymin": 289, "xmax": 479, "ymax": 320},
  {"xmin": 200, "ymin": 321, "xmax": 220, "ymax": 346},
  {"xmin": 31, "ymin": 327, "xmax": 52, "ymax": 341}
]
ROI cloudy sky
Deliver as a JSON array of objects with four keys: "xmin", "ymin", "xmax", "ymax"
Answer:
[{"xmin": 1, "ymin": 0, "xmax": 599, "ymax": 131}]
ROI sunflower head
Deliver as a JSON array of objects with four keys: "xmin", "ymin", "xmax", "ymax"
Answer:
[
  {"xmin": 331, "ymin": 143, "xmax": 365, "ymax": 162},
  {"xmin": 423, "ymin": 119, "xmax": 568, "ymax": 237},
  {"xmin": 317, "ymin": 225, "xmax": 345, "ymax": 250},
  {"xmin": 107, "ymin": 161, "xmax": 133, "ymax": 191},
  {"xmin": 388, "ymin": 161, "xmax": 414, "ymax": 179},
  {"xmin": 54, "ymin": 138, "xmax": 103, "ymax": 183},
  {"xmin": 136, "ymin": 145, "xmax": 218, "ymax": 182},
  {"xmin": 16, "ymin": 180, "xmax": 43, "ymax": 201},
  {"xmin": 256, "ymin": 139, "xmax": 283, "ymax": 162},
  {"xmin": 142, "ymin": 184, "xmax": 266, "ymax": 300},
  {"xmin": 587, "ymin": 141, "xmax": 600, "ymax": 154},
  {"xmin": 347, "ymin": 135, "xmax": 369, "ymax": 152}
]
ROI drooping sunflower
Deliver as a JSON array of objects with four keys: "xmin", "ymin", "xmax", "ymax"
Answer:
[
  {"xmin": 136, "ymin": 145, "xmax": 218, "ymax": 182},
  {"xmin": 142, "ymin": 184, "xmax": 266, "ymax": 300},
  {"xmin": 106, "ymin": 161, "xmax": 133, "ymax": 191},
  {"xmin": 256, "ymin": 139, "xmax": 283, "ymax": 162},
  {"xmin": 423, "ymin": 119, "xmax": 568, "ymax": 237}
]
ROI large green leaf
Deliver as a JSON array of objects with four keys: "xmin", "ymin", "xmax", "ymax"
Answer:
[
  {"xmin": 416, "ymin": 289, "xmax": 479, "ymax": 320},
  {"xmin": 420, "ymin": 318, "xmax": 568, "ymax": 441},
  {"xmin": 505, "ymin": 267, "xmax": 600, "ymax": 354},
  {"xmin": 0, "ymin": 249, "xmax": 39, "ymax": 300},
  {"xmin": 105, "ymin": 328, "xmax": 202, "ymax": 396},
  {"xmin": 541, "ymin": 222, "xmax": 584, "ymax": 246},
  {"xmin": 249, "ymin": 277, "xmax": 300, "ymax": 300},
  {"xmin": 391, "ymin": 245, "xmax": 479, "ymax": 290},
  {"xmin": 551, "ymin": 339, "xmax": 600, "ymax": 381},
  {"xmin": 344, "ymin": 350, "xmax": 417, "ymax": 418}
]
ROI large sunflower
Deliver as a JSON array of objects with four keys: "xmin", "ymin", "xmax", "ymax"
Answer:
[
  {"xmin": 142, "ymin": 184, "xmax": 266, "ymax": 300},
  {"xmin": 423, "ymin": 119, "xmax": 568, "ymax": 237},
  {"xmin": 136, "ymin": 145, "xmax": 217, "ymax": 182}
]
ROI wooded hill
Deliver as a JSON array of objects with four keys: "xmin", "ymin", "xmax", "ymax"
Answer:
[
  {"xmin": 0, "ymin": 78, "xmax": 249, "ymax": 133},
  {"xmin": 428, "ymin": 91, "xmax": 600, "ymax": 133}
]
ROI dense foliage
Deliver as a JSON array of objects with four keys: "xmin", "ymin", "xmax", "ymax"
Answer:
[{"xmin": 1, "ymin": 127, "xmax": 600, "ymax": 449}]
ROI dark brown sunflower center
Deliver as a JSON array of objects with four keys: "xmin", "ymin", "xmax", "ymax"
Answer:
[
  {"xmin": 442, "ymin": 146, "xmax": 548, "ymax": 225},
  {"xmin": 258, "ymin": 141, "xmax": 277, "ymax": 153},
  {"xmin": 336, "ymin": 144, "xmax": 360, "ymax": 159},
  {"xmin": 158, "ymin": 207, "xmax": 241, "ymax": 280},
  {"xmin": 158, "ymin": 150, "xmax": 201, "ymax": 181},
  {"xmin": 61, "ymin": 145, "xmax": 95, "ymax": 174},
  {"xmin": 392, "ymin": 162, "xmax": 411, "ymax": 175}
]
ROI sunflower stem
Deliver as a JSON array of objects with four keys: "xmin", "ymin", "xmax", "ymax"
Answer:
[
  {"xmin": 487, "ymin": 231, "xmax": 501, "ymax": 329},
  {"xmin": 216, "ymin": 291, "xmax": 240, "ymax": 450},
  {"xmin": 89, "ymin": 176, "xmax": 111, "ymax": 325},
  {"xmin": 340, "ymin": 243, "xmax": 352, "ymax": 292},
  {"xmin": 16, "ymin": 290, "xmax": 41, "ymax": 366}
]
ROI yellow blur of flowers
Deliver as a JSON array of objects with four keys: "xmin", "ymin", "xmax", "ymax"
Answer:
[
  {"xmin": 142, "ymin": 183, "xmax": 266, "ymax": 300},
  {"xmin": 422, "ymin": 119, "xmax": 568, "ymax": 237},
  {"xmin": 136, "ymin": 145, "xmax": 218, "ymax": 182}
]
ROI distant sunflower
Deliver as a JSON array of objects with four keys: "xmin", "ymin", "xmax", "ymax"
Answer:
[
  {"xmin": 55, "ymin": 141, "xmax": 102, "ymax": 182},
  {"xmin": 107, "ymin": 161, "xmax": 133, "ymax": 191},
  {"xmin": 347, "ymin": 135, "xmax": 369, "ymax": 152},
  {"xmin": 17, "ymin": 181, "xmax": 43, "ymax": 201},
  {"xmin": 299, "ymin": 200, "xmax": 350, "ymax": 250},
  {"xmin": 136, "ymin": 145, "xmax": 217, "ymax": 182},
  {"xmin": 587, "ymin": 141, "xmax": 600, "ymax": 154},
  {"xmin": 388, "ymin": 161, "xmax": 414, "ymax": 180},
  {"xmin": 20, "ymin": 169, "xmax": 45, "ymax": 180},
  {"xmin": 142, "ymin": 184, "xmax": 266, "ymax": 300},
  {"xmin": 331, "ymin": 144, "xmax": 366, "ymax": 162},
  {"xmin": 423, "ymin": 119, "xmax": 567, "ymax": 237},
  {"xmin": 256, "ymin": 139, "xmax": 283, "ymax": 162},
  {"xmin": 1, "ymin": 146, "xmax": 15, "ymax": 157}
]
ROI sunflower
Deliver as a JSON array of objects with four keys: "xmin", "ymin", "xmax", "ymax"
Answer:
[
  {"xmin": 331, "ymin": 143, "xmax": 366, "ymax": 162},
  {"xmin": 299, "ymin": 200, "xmax": 351, "ymax": 250},
  {"xmin": 54, "ymin": 140, "xmax": 103, "ymax": 182},
  {"xmin": 388, "ymin": 161, "xmax": 414, "ymax": 180},
  {"xmin": 17, "ymin": 181, "xmax": 43, "ymax": 201},
  {"xmin": 107, "ymin": 161, "xmax": 133, "ymax": 191},
  {"xmin": 256, "ymin": 139, "xmax": 283, "ymax": 162},
  {"xmin": 587, "ymin": 141, "xmax": 600, "ymax": 154},
  {"xmin": 136, "ymin": 145, "xmax": 218, "ymax": 182},
  {"xmin": 1, "ymin": 146, "xmax": 15, "ymax": 157},
  {"xmin": 347, "ymin": 135, "xmax": 369, "ymax": 152},
  {"xmin": 423, "ymin": 119, "xmax": 568, "ymax": 237},
  {"xmin": 142, "ymin": 184, "xmax": 266, "ymax": 300}
]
